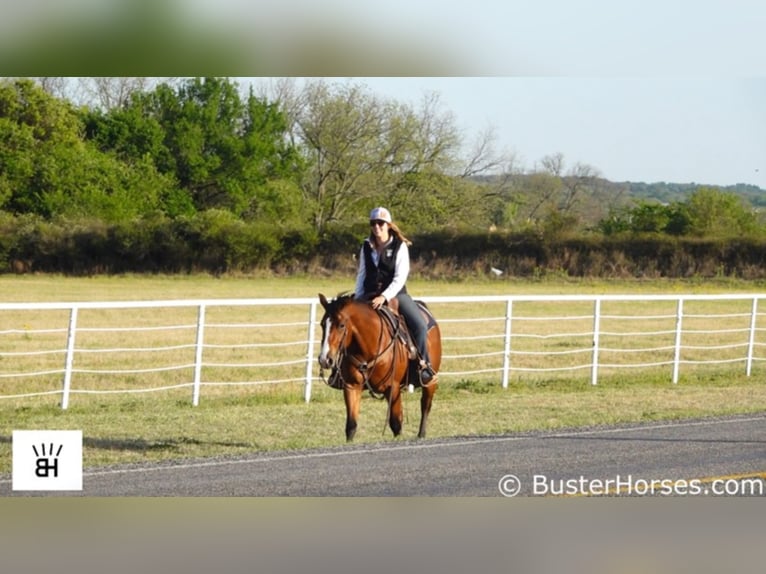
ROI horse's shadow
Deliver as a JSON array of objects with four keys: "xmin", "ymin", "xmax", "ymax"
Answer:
[{"xmin": 0, "ymin": 434, "xmax": 250, "ymax": 453}]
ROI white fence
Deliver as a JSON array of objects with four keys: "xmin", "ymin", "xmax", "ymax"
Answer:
[{"xmin": 1, "ymin": 293, "xmax": 765, "ymax": 409}]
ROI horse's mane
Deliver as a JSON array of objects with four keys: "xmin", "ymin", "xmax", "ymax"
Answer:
[{"xmin": 325, "ymin": 291, "xmax": 356, "ymax": 315}]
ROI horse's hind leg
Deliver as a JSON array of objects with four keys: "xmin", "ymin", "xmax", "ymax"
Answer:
[
  {"xmin": 344, "ymin": 386, "xmax": 361, "ymax": 441},
  {"xmin": 386, "ymin": 384, "xmax": 403, "ymax": 437},
  {"xmin": 418, "ymin": 379, "xmax": 438, "ymax": 439}
]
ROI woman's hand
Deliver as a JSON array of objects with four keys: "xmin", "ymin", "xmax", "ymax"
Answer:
[{"xmin": 370, "ymin": 295, "xmax": 386, "ymax": 310}]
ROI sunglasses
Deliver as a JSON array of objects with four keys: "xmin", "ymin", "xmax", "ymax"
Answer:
[{"xmin": 370, "ymin": 220, "xmax": 388, "ymax": 227}]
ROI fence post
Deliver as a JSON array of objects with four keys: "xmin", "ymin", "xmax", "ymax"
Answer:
[
  {"xmin": 672, "ymin": 298, "xmax": 684, "ymax": 384},
  {"xmin": 192, "ymin": 303, "xmax": 206, "ymax": 406},
  {"xmin": 746, "ymin": 297, "xmax": 758, "ymax": 377},
  {"xmin": 591, "ymin": 298, "xmax": 601, "ymax": 386},
  {"xmin": 61, "ymin": 305, "xmax": 78, "ymax": 410},
  {"xmin": 304, "ymin": 301, "xmax": 318, "ymax": 403},
  {"xmin": 501, "ymin": 299, "xmax": 513, "ymax": 389}
]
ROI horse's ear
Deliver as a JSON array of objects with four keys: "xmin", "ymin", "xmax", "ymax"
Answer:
[{"xmin": 319, "ymin": 293, "xmax": 329, "ymax": 309}]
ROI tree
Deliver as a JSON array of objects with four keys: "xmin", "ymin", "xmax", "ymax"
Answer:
[
  {"xmin": 683, "ymin": 187, "xmax": 759, "ymax": 237},
  {"xmin": 0, "ymin": 78, "xmax": 172, "ymax": 220},
  {"xmin": 0, "ymin": 78, "xmax": 86, "ymax": 215},
  {"xmin": 594, "ymin": 189, "xmax": 761, "ymax": 237},
  {"xmin": 284, "ymin": 80, "xmax": 463, "ymax": 231},
  {"xmin": 78, "ymin": 77, "xmax": 155, "ymax": 110},
  {"xmin": 290, "ymin": 80, "xmax": 390, "ymax": 229},
  {"xmin": 596, "ymin": 200, "xmax": 688, "ymax": 236},
  {"xmin": 505, "ymin": 153, "xmax": 603, "ymax": 230},
  {"xmin": 520, "ymin": 171, "xmax": 564, "ymax": 223},
  {"xmin": 31, "ymin": 77, "xmax": 71, "ymax": 100},
  {"xmin": 82, "ymin": 77, "xmax": 302, "ymax": 219},
  {"xmin": 629, "ymin": 202, "xmax": 674, "ymax": 233}
]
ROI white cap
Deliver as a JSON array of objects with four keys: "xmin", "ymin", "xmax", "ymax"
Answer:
[{"xmin": 369, "ymin": 206, "xmax": 392, "ymax": 223}]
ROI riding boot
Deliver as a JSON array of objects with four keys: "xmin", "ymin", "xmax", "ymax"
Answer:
[{"xmin": 419, "ymin": 359, "xmax": 435, "ymax": 384}]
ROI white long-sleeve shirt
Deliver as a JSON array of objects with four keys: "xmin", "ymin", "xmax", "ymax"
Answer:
[{"xmin": 353, "ymin": 237, "xmax": 410, "ymax": 302}]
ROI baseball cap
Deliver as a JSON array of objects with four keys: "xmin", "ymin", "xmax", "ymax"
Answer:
[{"xmin": 369, "ymin": 207, "xmax": 392, "ymax": 223}]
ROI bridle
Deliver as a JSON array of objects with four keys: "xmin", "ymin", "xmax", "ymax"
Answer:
[{"xmin": 321, "ymin": 308, "xmax": 403, "ymax": 399}]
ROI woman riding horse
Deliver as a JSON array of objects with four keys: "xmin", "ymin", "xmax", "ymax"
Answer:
[
  {"xmin": 318, "ymin": 291, "xmax": 441, "ymax": 440},
  {"xmin": 354, "ymin": 206, "xmax": 435, "ymax": 383}
]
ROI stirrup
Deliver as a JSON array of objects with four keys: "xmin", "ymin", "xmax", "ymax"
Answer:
[{"xmin": 419, "ymin": 360, "xmax": 435, "ymax": 385}]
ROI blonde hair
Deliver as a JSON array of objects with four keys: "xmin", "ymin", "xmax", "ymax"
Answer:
[{"xmin": 389, "ymin": 221, "xmax": 412, "ymax": 246}]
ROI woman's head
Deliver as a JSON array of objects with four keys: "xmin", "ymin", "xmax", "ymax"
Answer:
[{"xmin": 368, "ymin": 206, "xmax": 411, "ymax": 246}]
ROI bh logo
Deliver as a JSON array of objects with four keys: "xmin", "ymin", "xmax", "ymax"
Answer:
[
  {"xmin": 12, "ymin": 430, "xmax": 82, "ymax": 491},
  {"xmin": 33, "ymin": 442, "xmax": 63, "ymax": 478}
]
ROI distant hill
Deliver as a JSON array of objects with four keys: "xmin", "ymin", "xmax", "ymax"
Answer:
[
  {"xmin": 470, "ymin": 175, "xmax": 766, "ymax": 228},
  {"xmin": 617, "ymin": 181, "xmax": 766, "ymax": 207},
  {"xmin": 473, "ymin": 174, "xmax": 766, "ymax": 208}
]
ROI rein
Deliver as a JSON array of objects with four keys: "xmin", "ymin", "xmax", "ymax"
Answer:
[
  {"xmin": 324, "ymin": 308, "xmax": 402, "ymax": 400},
  {"xmin": 352, "ymin": 311, "xmax": 400, "ymax": 399}
]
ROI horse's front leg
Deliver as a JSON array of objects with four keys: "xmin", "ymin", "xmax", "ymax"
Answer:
[{"xmin": 343, "ymin": 385, "xmax": 362, "ymax": 441}]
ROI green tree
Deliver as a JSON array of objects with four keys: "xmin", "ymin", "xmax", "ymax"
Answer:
[
  {"xmin": 683, "ymin": 187, "xmax": 759, "ymax": 237},
  {"xmin": 82, "ymin": 100, "xmax": 166, "ymax": 163},
  {"xmin": 0, "ymin": 78, "xmax": 81, "ymax": 213},
  {"xmin": 285, "ymin": 80, "xmax": 463, "ymax": 231},
  {"xmin": 0, "ymin": 78, "xmax": 173, "ymax": 220},
  {"xmin": 629, "ymin": 202, "xmax": 674, "ymax": 233},
  {"xmin": 91, "ymin": 77, "xmax": 303, "ymax": 219},
  {"xmin": 596, "ymin": 201, "xmax": 689, "ymax": 236},
  {"xmin": 596, "ymin": 189, "xmax": 761, "ymax": 238}
]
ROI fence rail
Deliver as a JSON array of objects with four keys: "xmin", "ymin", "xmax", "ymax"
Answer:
[{"xmin": 1, "ymin": 293, "xmax": 765, "ymax": 409}]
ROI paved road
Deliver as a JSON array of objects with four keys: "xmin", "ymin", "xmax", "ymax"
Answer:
[{"xmin": 4, "ymin": 414, "xmax": 765, "ymax": 496}]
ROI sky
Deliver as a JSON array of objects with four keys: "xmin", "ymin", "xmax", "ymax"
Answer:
[{"xmin": 350, "ymin": 77, "xmax": 766, "ymax": 188}]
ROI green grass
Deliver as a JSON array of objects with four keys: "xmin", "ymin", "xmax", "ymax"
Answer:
[
  {"xmin": 1, "ymin": 273, "xmax": 766, "ymax": 475},
  {"xmin": 1, "ymin": 271, "xmax": 765, "ymax": 302}
]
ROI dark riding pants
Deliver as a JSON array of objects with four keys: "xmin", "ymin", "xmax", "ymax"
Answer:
[{"xmin": 394, "ymin": 293, "xmax": 430, "ymax": 364}]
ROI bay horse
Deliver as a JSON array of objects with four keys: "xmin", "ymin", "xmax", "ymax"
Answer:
[{"xmin": 317, "ymin": 293, "xmax": 441, "ymax": 441}]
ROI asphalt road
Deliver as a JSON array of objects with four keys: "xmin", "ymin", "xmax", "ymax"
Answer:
[{"xmin": 4, "ymin": 413, "xmax": 765, "ymax": 496}]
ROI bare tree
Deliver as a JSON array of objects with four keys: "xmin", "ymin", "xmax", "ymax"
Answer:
[
  {"xmin": 560, "ymin": 162, "xmax": 600, "ymax": 212},
  {"xmin": 293, "ymin": 80, "xmax": 390, "ymax": 228},
  {"xmin": 523, "ymin": 153, "xmax": 603, "ymax": 222},
  {"xmin": 288, "ymin": 80, "xmax": 463, "ymax": 230},
  {"xmin": 410, "ymin": 91, "xmax": 460, "ymax": 171},
  {"xmin": 524, "ymin": 171, "xmax": 564, "ymax": 222},
  {"xmin": 540, "ymin": 152, "xmax": 565, "ymax": 177},
  {"xmin": 460, "ymin": 126, "xmax": 508, "ymax": 179},
  {"xmin": 32, "ymin": 77, "xmax": 70, "ymax": 99},
  {"xmin": 75, "ymin": 77, "xmax": 179, "ymax": 109}
]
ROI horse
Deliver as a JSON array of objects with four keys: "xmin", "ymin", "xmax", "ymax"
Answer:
[{"xmin": 317, "ymin": 292, "xmax": 442, "ymax": 441}]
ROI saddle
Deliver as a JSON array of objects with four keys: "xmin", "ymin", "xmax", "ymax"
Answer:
[
  {"xmin": 378, "ymin": 300, "xmax": 437, "ymax": 388},
  {"xmin": 324, "ymin": 295, "xmax": 437, "ymax": 391},
  {"xmin": 378, "ymin": 300, "xmax": 436, "ymax": 356}
]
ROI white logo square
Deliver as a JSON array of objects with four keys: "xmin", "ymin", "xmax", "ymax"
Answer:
[{"xmin": 12, "ymin": 430, "xmax": 83, "ymax": 491}]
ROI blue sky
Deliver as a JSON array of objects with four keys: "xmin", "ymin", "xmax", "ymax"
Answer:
[{"xmin": 353, "ymin": 77, "xmax": 766, "ymax": 187}]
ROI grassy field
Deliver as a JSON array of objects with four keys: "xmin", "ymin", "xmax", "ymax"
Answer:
[{"xmin": 2, "ymin": 272, "xmax": 766, "ymax": 475}]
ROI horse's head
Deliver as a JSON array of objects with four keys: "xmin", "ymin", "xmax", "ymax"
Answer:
[{"xmin": 317, "ymin": 292, "xmax": 355, "ymax": 370}]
